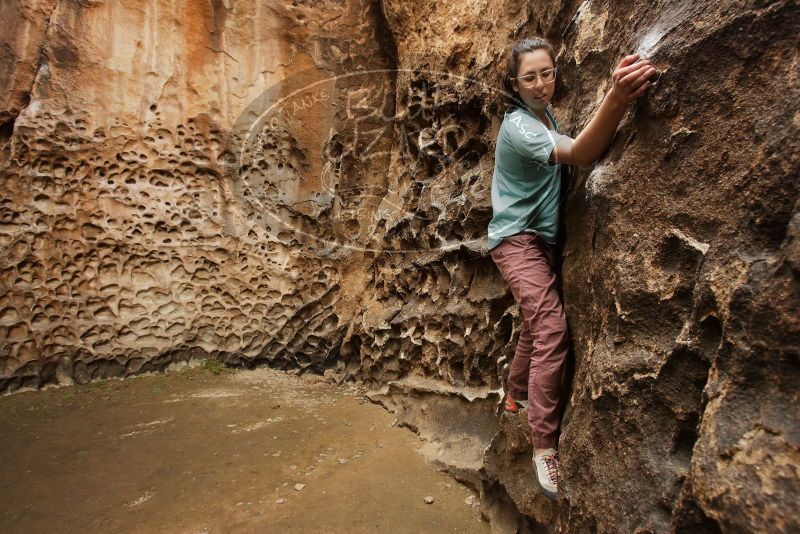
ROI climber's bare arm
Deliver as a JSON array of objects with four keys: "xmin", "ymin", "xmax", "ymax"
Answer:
[{"xmin": 551, "ymin": 54, "xmax": 658, "ymax": 168}]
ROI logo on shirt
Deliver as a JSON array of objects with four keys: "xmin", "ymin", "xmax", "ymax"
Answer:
[{"xmin": 509, "ymin": 115, "xmax": 543, "ymax": 140}]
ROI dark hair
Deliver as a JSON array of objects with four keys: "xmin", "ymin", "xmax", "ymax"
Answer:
[{"xmin": 501, "ymin": 37, "xmax": 557, "ymax": 110}]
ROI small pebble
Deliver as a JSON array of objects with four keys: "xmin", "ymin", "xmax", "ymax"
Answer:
[
  {"xmin": 275, "ymin": 498, "xmax": 285, "ymax": 504},
  {"xmin": 295, "ymin": 483, "xmax": 306, "ymax": 491},
  {"xmin": 338, "ymin": 458, "xmax": 348, "ymax": 464},
  {"xmin": 424, "ymin": 496, "xmax": 434, "ymax": 504}
]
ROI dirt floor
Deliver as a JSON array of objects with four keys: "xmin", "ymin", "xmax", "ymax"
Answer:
[{"xmin": 0, "ymin": 365, "xmax": 491, "ymax": 533}]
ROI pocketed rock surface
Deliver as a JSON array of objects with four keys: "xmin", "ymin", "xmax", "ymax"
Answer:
[
  {"xmin": 0, "ymin": 367, "xmax": 488, "ymax": 533},
  {"xmin": 1, "ymin": 0, "xmax": 798, "ymax": 532}
]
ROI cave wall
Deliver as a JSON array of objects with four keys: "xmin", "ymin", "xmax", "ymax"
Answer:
[
  {"xmin": 1, "ymin": 0, "xmax": 798, "ymax": 532},
  {"xmin": 556, "ymin": 2, "xmax": 799, "ymax": 532},
  {"xmin": 0, "ymin": 0, "xmax": 395, "ymax": 389}
]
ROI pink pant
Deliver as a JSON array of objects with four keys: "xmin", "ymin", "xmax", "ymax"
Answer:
[{"xmin": 490, "ymin": 232, "xmax": 568, "ymax": 449}]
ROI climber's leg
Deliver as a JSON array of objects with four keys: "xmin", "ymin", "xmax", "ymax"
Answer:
[
  {"xmin": 506, "ymin": 315, "xmax": 534, "ymax": 402},
  {"xmin": 490, "ymin": 232, "xmax": 568, "ymax": 448}
]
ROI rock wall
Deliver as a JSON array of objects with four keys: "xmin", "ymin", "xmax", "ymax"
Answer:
[
  {"xmin": 556, "ymin": 2, "xmax": 799, "ymax": 532},
  {"xmin": 0, "ymin": 0, "xmax": 395, "ymax": 389},
  {"xmin": 2, "ymin": 0, "xmax": 798, "ymax": 532}
]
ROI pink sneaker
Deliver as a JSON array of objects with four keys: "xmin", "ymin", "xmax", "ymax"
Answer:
[{"xmin": 503, "ymin": 392, "xmax": 529, "ymax": 413}]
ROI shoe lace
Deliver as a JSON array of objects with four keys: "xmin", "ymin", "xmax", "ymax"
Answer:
[{"xmin": 542, "ymin": 451, "xmax": 559, "ymax": 484}]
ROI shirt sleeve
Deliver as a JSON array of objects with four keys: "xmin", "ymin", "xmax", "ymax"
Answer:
[{"xmin": 505, "ymin": 113, "xmax": 573, "ymax": 167}]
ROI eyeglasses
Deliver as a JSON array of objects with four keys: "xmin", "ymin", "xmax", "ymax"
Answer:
[{"xmin": 512, "ymin": 68, "xmax": 558, "ymax": 87}]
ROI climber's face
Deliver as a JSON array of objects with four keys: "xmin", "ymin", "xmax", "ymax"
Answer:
[{"xmin": 511, "ymin": 49, "xmax": 557, "ymax": 110}]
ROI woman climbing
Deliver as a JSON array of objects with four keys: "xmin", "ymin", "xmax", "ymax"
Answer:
[{"xmin": 487, "ymin": 36, "xmax": 657, "ymax": 501}]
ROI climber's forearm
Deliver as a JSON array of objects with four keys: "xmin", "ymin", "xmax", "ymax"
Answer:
[
  {"xmin": 570, "ymin": 88, "xmax": 628, "ymax": 167},
  {"xmin": 551, "ymin": 54, "xmax": 655, "ymax": 168}
]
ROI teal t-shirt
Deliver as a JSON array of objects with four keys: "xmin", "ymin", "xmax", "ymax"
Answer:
[{"xmin": 487, "ymin": 105, "xmax": 571, "ymax": 250}]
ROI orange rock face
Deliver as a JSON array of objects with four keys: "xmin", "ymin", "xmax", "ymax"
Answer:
[{"xmin": 0, "ymin": 0, "xmax": 395, "ymax": 388}]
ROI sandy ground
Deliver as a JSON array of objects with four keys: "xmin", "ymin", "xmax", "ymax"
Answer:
[{"xmin": 0, "ymin": 366, "xmax": 490, "ymax": 533}]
